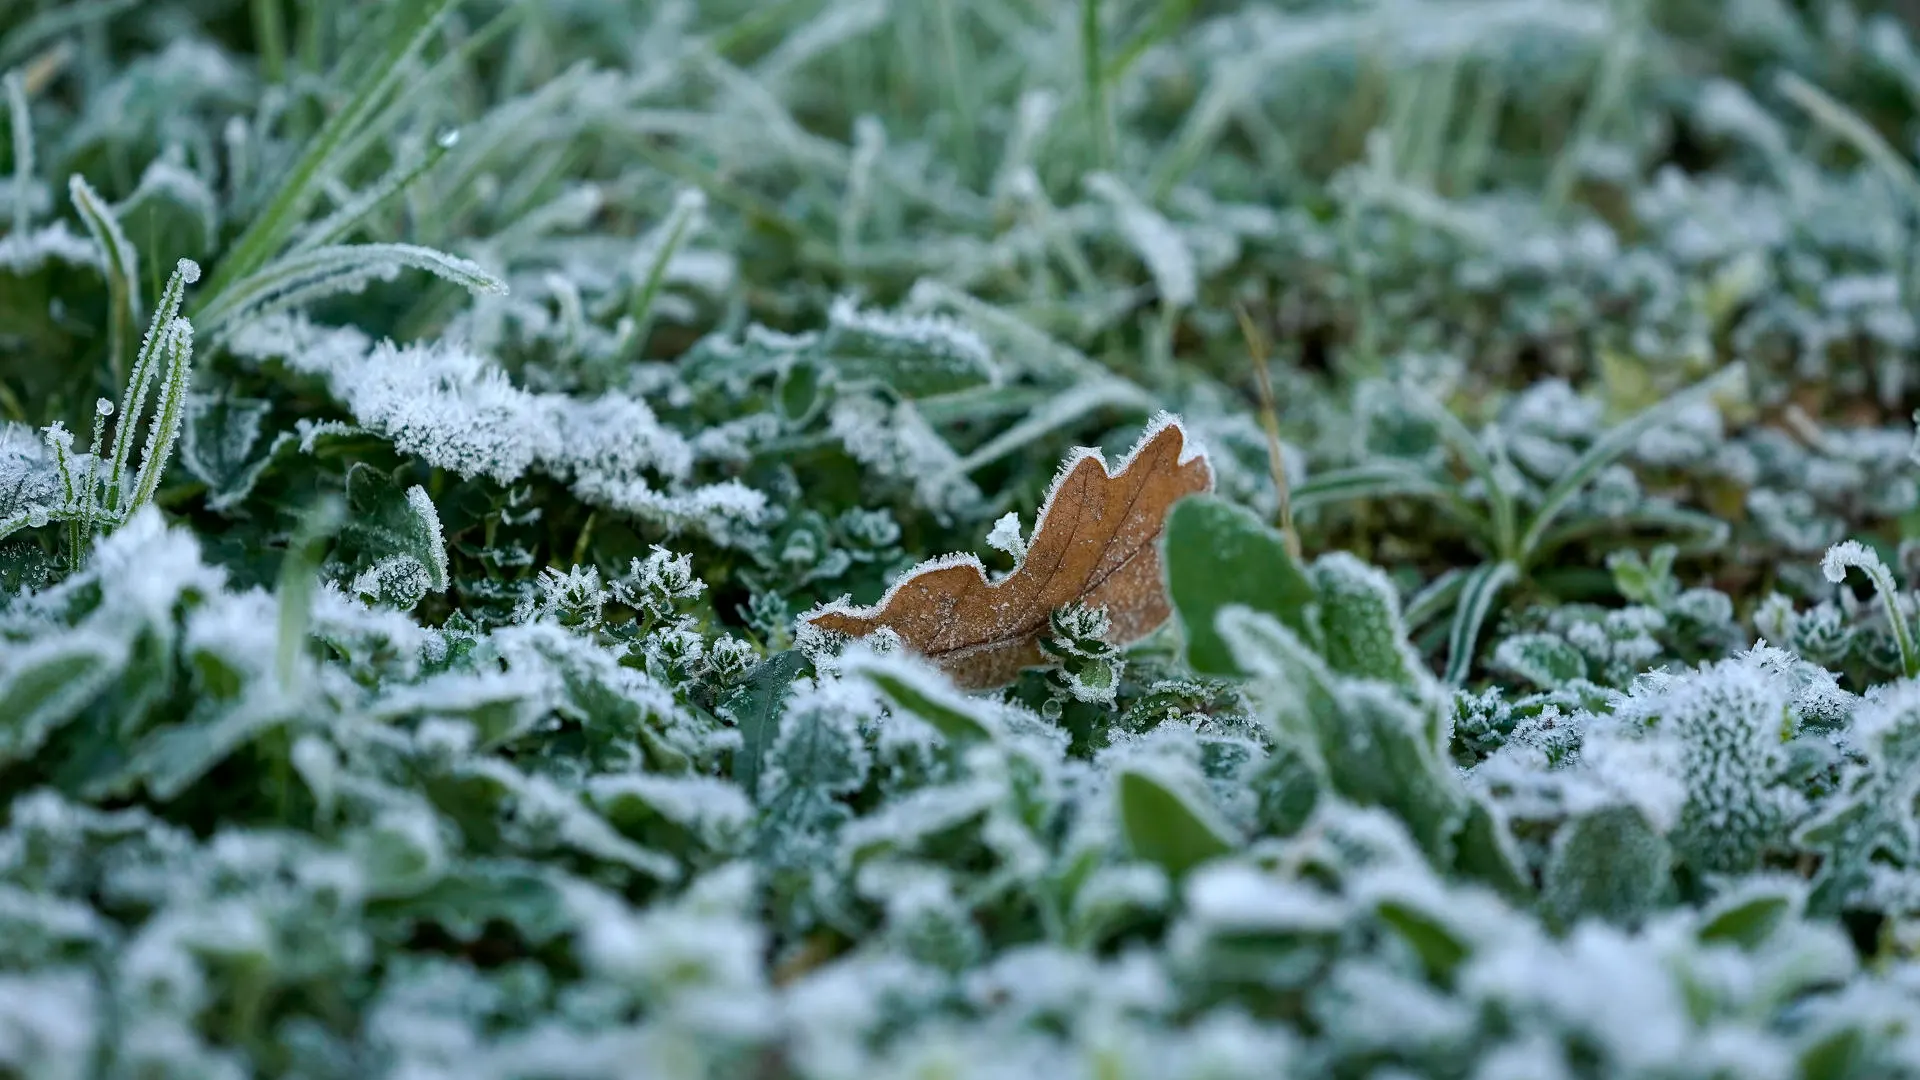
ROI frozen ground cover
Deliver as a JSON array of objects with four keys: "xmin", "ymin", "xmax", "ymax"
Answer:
[{"xmin": 11, "ymin": 0, "xmax": 1920, "ymax": 1076}]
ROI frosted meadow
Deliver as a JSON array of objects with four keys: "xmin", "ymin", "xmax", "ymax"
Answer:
[{"xmin": 8, "ymin": 0, "xmax": 1920, "ymax": 1076}]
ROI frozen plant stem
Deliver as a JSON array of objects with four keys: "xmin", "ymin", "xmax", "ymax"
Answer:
[
  {"xmin": 252, "ymin": 0, "xmax": 288, "ymax": 84},
  {"xmin": 1777, "ymin": 72, "xmax": 1920, "ymax": 211},
  {"xmin": 1234, "ymin": 301, "xmax": 1299, "ymax": 561},
  {"xmin": 1824, "ymin": 540, "xmax": 1920, "ymax": 679},
  {"xmin": 125, "ymin": 318, "xmax": 196, "ymax": 515},
  {"xmin": 107, "ymin": 259, "xmax": 199, "ymax": 515},
  {"xmin": 74, "ymin": 399, "xmax": 111, "ymax": 570}
]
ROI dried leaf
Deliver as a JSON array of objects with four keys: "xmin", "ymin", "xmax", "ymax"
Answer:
[{"xmin": 804, "ymin": 414, "xmax": 1212, "ymax": 689}]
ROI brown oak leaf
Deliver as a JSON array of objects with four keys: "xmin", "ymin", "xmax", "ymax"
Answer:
[{"xmin": 803, "ymin": 413, "xmax": 1213, "ymax": 689}]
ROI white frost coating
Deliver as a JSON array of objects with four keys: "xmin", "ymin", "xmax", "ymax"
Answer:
[
  {"xmin": 962, "ymin": 945, "xmax": 1173, "ymax": 1024},
  {"xmin": 826, "ymin": 394, "xmax": 981, "ymax": 519},
  {"xmin": 556, "ymin": 875, "xmax": 775, "ymax": 1039},
  {"xmin": 0, "ymin": 222, "xmax": 105, "ymax": 273},
  {"xmin": 1083, "ymin": 173, "xmax": 1198, "ymax": 307},
  {"xmin": 1821, "ymin": 538, "xmax": 1883, "ymax": 584},
  {"xmin": 1575, "ymin": 724, "xmax": 1689, "ymax": 833},
  {"xmin": 803, "ymin": 411, "xmax": 1212, "ymax": 640},
  {"xmin": 1462, "ymin": 921, "xmax": 1694, "ymax": 1075},
  {"xmin": 587, "ymin": 774, "xmax": 753, "ymax": 840},
  {"xmin": 0, "ymin": 969, "xmax": 100, "ymax": 1077},
  {"xmin": 403, "ymin": 484, "xmax": 449, "ymax": 590},
  {"xmin": 225, "ymin": 313, "xmax": 768, "ymax": 541},
  {"xmin": 85, "ymin": 506, "xmax": 227, "ymax": 629},
  {"xmin": 182, "ymin": 588, "xmax": 282, "ymax": 682},
  {"xmin": 1179, "ymin": 862, "xmax": 1346, "ymax": 934},
  {"xmin": 824, "ymin": 294, "xmax": 992, "ymax": 369},
  {"xmin": 838, "ymin": 778, "xmax": 1001, "ymax": 857},
  {"xmin": 307, "ymin": 580, "xmax": 435, "ymax": 677},
  {"xmin": 350, "ymin": 555, "xmax": 432, "ymax": 609}
]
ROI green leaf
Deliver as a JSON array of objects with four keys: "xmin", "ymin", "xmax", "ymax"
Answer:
[
  {"xmin": 1323, "ymin": 685, "xmax": 1468, "ymax": 861},
  {"xmin": 1697, "ymin": 885, "xmax": 1796, "ymax": 949},
  {"xmin": 339, "ymin": 462, "xmax": 449, "ymax": 592},
  {"xmin": 0, "ymin": 631, "xmax": 127, "ymax": 765},
  {"xmin": 370, "ymin": 858, "xmax": 575, "ymax": 946},
  {"xmin": 1374, "ymin": 898, "xmax": 1470, "ymax": 982},
  {"xmin": 1542, "ymin": 804, "xmax": 1671, "ymax": 928},
  {"xmin": 1797, "ymin": 1026, "xmax": 1871, "ymax": 1080},
  {"xmin": 1247, "ymin": 736, "xmax": 1321, "ymax": 838},
  {"xmin": 719, "ymin": 649, "xmax": 807, "ymax": 797},
  {"xmin": 1310, "ymin": 551, "xmax": 1428, "ymax": 687},
  {"xmin": 105, "ymin": 698, "xmax": 292, "ymax": 802},
  {"xmin": 858, "ymin": 665, "xmax": 997, "ymax": 745},
  {"xmin": 1217, "ymin": 607, "xmax": 1465, "ymax": 861},
  {"xmin": 776, "ymin": 358, "xmax": 827, "ymax": 423},
  {"xmin": 179, "ymin": 392, "xmax": 276, "ymax": 513},
  {"xmin": 1534, "ymin": 505, "xmax": 1729, "ymax": 565},
  {"xmin": 349, "ymin": 812, "xmax": 449, "ymax": 899},
  {"xmin": 1489, "ymin": 631, "xmax": 1587, "ymax": 690},
  {"xmin": 1452, "ymin": 795, "xmax": 1531, "ymax": 901},
  {"xmin": 1164, "ymin": 494, "xmax": 1316, "ymax": 677},
  {"xmin": 1291, "ymin": 461, "xmax": 1457, "ymax": 509},
  {"xmin": 817, "ymin": 298, "xmax": 997, "ymax": 398},
  {"xmin": 1115, "ymin": 761, "xmax": 1238, "ymax": 878}
]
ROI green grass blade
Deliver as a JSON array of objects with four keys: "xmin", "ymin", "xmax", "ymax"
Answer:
[
  {"xmin": 1081, "ymin": 0, "xmax": 1114, "ymax": 169},
  {"xmin": 105, "ymin": 259, "xmax": 196, "ymax": 514},
  {"xmin": 1398, "ymin": 382, "xmax": 1516, "ymax": 558},
  {"xmin": 68, "ymin": 175, "xmax": 140, "ymax": 387},
  {"xmin": 1516, "ymin": 363, "xmax": 1745, "ymax": 565},
  {"xmin": 1444, "ymin": 561, "xmax": 1517, "ymax": 685},
  {"xmin": 195, "ymin": 0, "xmax": 467, "ymax": 313},
  {"xmin": 5, "ymin": 72, "xmax": 31, "ymax": 235},
  {"xmin": 1528, "ymin": 505, "xmax": 1730, "ymax": 565}
]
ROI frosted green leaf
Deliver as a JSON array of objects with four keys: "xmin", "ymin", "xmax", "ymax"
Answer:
[
  {"xmin": 0, "ymin": 630, "xmax": 128, "ymax": 764},
  {"xmin": 1310, "ymin": 551, "xmax": 1429, "ymax": 689},
  {"xmin": 1115, "ymin": 759, "xmax": 1239, "ymax": 878},
  {"xmin": 178, "ymin": 392, "xmax": 274, "ymax": 513},
  {"xmin": 1491, "ymin": 632, "xmax": 1588, "ymax": 690},
  {"xmin": 720, "ymin": 650, "xmax": 808, "ymax": 798},
  {"xmin": 338, "ymin": 463, "xmax": 449, "ymax": 594},
  {"xmin": 1164, "ymin": 494, "xmax": 1316, "ymax": 677},
  {"xmin": 1542, "ymin": 804, "xmax": 1671, "ymax": 928},
  {"xmin": 817, "ymin": 296, "xmax": 997, "ymax": 398}
]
